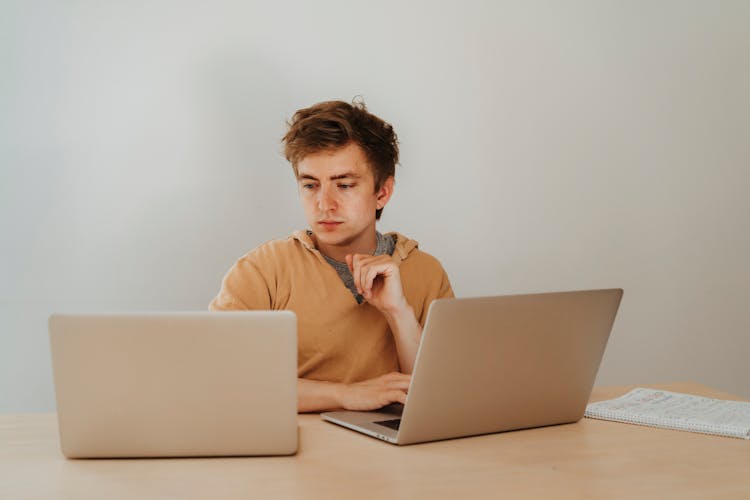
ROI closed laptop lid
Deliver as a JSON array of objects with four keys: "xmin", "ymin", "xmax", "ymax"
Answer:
[{"xmin": 49, "ymin": 311, "xmax": 297, "ymax": 458}]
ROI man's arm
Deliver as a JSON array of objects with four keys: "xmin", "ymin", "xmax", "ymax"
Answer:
[
  {"xmin": 380, "ymin": 303, "xmax": 422, "ymax": 374},
  {"xmin": 298, "ymin": 373, "xmax": 410, "ymax": 413},
  {"xmin": 209, "ymin": 254, "xmax": 273, "ymax": 311},
  {"xmin": 211, "ymin": 249, "xmax": 422, "ymax": 412},
  {"xmin": 346, "ymin": 253, "xmax": 423, "ymax": 373}
]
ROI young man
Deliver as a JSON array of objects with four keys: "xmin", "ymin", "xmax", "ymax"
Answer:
[{"xmin": 209, "ymin": 100, "xmax": 453, "ymax": 412}]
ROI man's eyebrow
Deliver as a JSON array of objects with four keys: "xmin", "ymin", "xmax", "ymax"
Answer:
[
  {"xmin": 330, "ymin": 172, "xmax": 361, "ymax": 181},
  {"xmin": 297, "ymin": 172, "xmax": 361, "ymax": 181}
]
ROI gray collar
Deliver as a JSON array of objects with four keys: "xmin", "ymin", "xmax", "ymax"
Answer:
[{"xmin": 320, "ymin": 232, "xmax": 396, "ymax": 304}]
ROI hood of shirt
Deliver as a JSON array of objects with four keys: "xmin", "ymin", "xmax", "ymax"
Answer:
[{"xmin": 292, "ymin": 230, "xmax": 419, "ymax": 263}]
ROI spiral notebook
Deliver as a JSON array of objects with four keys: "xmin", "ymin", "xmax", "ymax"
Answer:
[{"xmin": 584, "ymin": 388, "xmax": 750, "ymax": 439}]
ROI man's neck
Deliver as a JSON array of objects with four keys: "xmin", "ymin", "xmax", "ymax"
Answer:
[{"xmin": 314, "ymin": 231, "xmax": 378, "ymax": 263}]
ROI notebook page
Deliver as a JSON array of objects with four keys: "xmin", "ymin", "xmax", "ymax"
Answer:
[{"xmin": 584, "ymin": 388, "xmax": 750, "ymax": 439}]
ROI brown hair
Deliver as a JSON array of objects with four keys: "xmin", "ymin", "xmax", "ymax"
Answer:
[{"xmin": 282, "ymin": 98, "xmax": 399, "ymax": 220}]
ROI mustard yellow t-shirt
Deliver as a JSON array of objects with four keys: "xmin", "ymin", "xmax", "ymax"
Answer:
[{"xmin": 209, "ymin": 230, "xmax": 454, "ymax": 383}]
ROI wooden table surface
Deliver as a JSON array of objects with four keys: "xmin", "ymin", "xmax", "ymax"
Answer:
[{"xmin": 1, "ymin": 382, "xmax": 748, "ymax": 499}]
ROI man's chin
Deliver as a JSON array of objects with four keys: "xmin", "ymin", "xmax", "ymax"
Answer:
[{"xmin": 309, "ymin": 229, "xmax": 349, "ymax": 246}]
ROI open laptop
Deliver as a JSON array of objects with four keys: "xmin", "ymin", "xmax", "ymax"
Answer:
[
  {"xmin": 49, "ymin": 311, "xmax": 298, "ymax": 458},
  {"xmin": 321, "ymin": 288, "xmax": 623, "ymax": 445}
]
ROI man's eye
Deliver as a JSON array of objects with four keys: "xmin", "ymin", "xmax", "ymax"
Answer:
[
  {"xmin": 302, "ymin": 184, "xmax": 316, "ymax": 190},
  {"xmin": 338, "ymin": 184, "xmax": 353, "ymax": 190}
]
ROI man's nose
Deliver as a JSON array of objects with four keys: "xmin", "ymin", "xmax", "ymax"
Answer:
[{"xmin": 317, "ymin": 186, "xmax": 337, "ymax": 211}]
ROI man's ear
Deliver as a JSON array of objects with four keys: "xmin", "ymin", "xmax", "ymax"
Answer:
[{"xmin": 375, "ymin": 176, "xmax": 395, "ymax": 210}]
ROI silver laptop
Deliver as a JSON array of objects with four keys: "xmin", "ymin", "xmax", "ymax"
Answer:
[
  {"xmin": 49, "ymin": 311, "xmax": 298, "ymax": 458},
  {"xmin": 321, "ymin": 288, "xmax": 623, "ymax": 445}
]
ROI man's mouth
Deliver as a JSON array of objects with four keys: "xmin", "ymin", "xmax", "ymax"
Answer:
[{"xmin": 318, "ymin": 220, "xmax": 344, "ymax": 227}]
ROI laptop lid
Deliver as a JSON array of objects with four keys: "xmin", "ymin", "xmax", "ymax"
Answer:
[
  {"xmin": 322, "ymin": 288, "xmax": 622, "ymax": 445},
  {"xmin": 49, "ymin": 311, "xmax": 298, "ymax": 458}
]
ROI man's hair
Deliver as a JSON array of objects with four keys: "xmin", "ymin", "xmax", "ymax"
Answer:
[{"xmin": 282, "ymin": 99, "xmax": 399, "ymax": 220}]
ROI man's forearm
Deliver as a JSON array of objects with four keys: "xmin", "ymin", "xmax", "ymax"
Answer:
[
  {"xmin": 382, "ymin": 303, "xmax": 422, "ymax": 374},
  {"xmin": 297, "ymin": 378, "xmax": 344, "ymax": 413}
]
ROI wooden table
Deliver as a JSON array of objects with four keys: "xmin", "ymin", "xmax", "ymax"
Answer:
[{"xmin": 1, "ymin": 382, "xmax": 748, "ymax": 499}]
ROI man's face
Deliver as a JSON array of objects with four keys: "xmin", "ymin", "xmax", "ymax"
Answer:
[{"xmin": 296, "ymin": 142, "xmax": 393, "ymax": 255}]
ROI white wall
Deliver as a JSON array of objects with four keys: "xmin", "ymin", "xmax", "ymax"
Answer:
[{"xmin": 2, "ymin": 0, "xmax": 748, "ymax": 412}]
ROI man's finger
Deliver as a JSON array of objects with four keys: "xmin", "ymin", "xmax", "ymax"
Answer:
[
  {"xmin": 354, "ymin": 258, "xmax": 368, "ymax": 295},
  {"xmin": 387, "ymin": 380, "xmax": 411, "ymax": 391},
  {"xmin": 357, "ymin": 256, "xmax": 377, "ymax": 295},
  {"xmin": 387, "ymin": 390, "xmax": 408, "ymax": 405},
  {"xmin": 365, "ymin": 261, "xmax": 391, "ymax": 295},
  {"xmin": 363, "ymin": 266, "xmax": 379, "ymax": 296},
  {"xmin": 351, "ymin": 254, "xmax": 363, "ymax": 293},
  {"xmin": 385, "ymin": 372, "xmax": 411, "ymax": 382}
]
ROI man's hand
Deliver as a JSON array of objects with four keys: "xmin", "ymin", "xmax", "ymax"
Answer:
[
  {"xmin": 297, "ymin": 373, "xmax": 411, "ymax": 413},
  {"xmin": 338, "ymin": 372, "xmax": 411, "ymax": 411},
  {"xmin": 345, "ymin": 253, "xmax": 408, "ymax": 315},
  {"xmin": 345, "ymin": 252, "xmax": 423, "ymax": 374}
]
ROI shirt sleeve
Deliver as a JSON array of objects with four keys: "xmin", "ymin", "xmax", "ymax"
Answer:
[
  {"xmin": 414, "ymin": 266, "xmax": 454, "ymax": 326},
  {"xmin": 208, "ymin": 253, "xmax": 274, "ymax": 311},
  {"xmin": 436, "ymin": 267, "xmax": 455, "ymax": 300},
  {"xmin": 400, "ymin": 249, "xmax": 455, "ymax": 327}
]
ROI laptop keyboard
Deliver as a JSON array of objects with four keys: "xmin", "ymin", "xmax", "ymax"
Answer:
[{"xmin": 375, "ymin": 419, "xmax": 401, "ymax": 431}]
